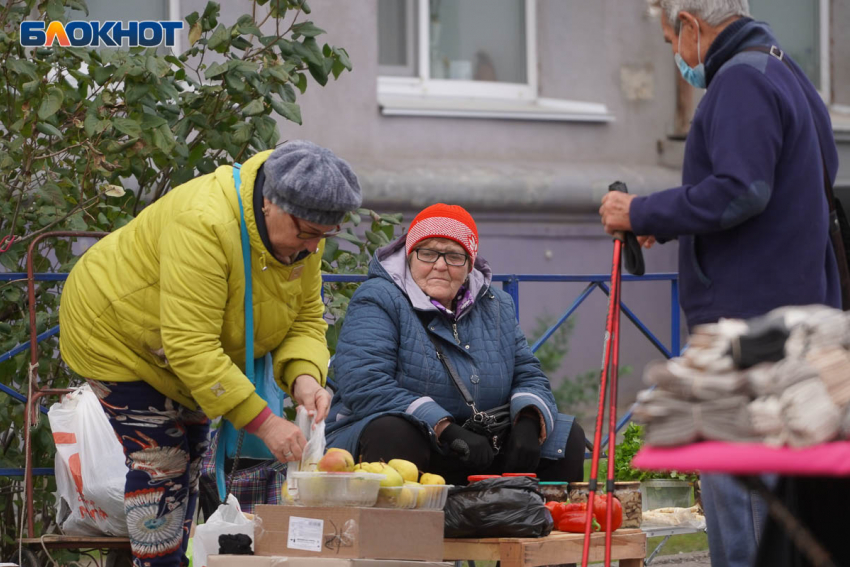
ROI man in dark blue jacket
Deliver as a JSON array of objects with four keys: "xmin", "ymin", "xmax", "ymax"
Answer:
[{"xmin": 599, "ymin": 1, "xmax": 841, "ymax": 566}]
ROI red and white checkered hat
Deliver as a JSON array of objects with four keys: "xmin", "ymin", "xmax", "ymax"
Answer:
[{"xmin": 405, "ymin": 204, "xmax": 479, "ymax": 261}]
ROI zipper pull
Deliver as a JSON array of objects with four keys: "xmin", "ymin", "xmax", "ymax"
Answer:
[
  {"xmin": 452, "ymin": 323, "xmax": 460, "ymax": 345},
  {"xmin": 259, "ymin": 252, "xmax": 268, "ymax": 271}
]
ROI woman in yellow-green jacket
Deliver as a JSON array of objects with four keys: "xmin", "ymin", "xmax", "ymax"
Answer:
[{"xmin": 59, "ymin": 140, "xmax": 361, "ymax": 565}]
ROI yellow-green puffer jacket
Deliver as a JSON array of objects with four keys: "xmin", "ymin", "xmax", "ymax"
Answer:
[{"xmin": 59, "ymin": 151, "xmax": 329, "ymax": 428}]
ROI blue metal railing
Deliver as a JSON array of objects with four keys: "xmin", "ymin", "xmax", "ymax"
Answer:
[{"xmin": 0, "ymin": 270, "xmax": 681, "ymax": 477}]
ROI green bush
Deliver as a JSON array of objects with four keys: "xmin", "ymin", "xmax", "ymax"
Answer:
[{"xmin": 0, "ymin": 0, "xmax": 400, "ymax": 560}]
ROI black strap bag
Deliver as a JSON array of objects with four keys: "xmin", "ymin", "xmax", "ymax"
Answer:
[{"xmin": 426, "ymin": 332, "xmax": 511, "ymax": 452}]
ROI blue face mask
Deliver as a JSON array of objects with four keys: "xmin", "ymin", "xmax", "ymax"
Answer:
[{"xmin": 675, "ymin": 25, "xmax": 706, "ymax": 89}]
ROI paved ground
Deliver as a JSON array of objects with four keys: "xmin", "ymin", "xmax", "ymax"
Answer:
[
  {"xmin": 642, "ymin": 550, "xmax": 711, "ymax": 566},
  {"xmin": 590, "ymin": 551, "xmax": 711, "ymax": 567}
]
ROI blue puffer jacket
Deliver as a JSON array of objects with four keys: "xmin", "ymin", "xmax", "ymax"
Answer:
[{"xmin": 325, "ymin": 236, "xmax": 574, "ymax": 460}]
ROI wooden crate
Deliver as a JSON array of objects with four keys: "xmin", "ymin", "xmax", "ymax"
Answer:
[{"xmin": 444, "ymin": 529, "xmax": 646, "ymax": 567}]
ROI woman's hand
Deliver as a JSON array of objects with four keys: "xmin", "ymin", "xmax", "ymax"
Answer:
[
  {"xmin": 292, "ymin": 374, "xmax": 332, "ymax": 424},
  {"xmin": 255, "ymin": 414, "xmax": 307, "ymax": 463}
]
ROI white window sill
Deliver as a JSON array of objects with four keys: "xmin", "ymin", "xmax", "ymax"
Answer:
[
  {"xmin": 831, "ymin": 105, "xmax": 850, "ymax": 134},
  {"xmin": 378, "ymin": 93, "xmax": 615, "ymax": 123}
]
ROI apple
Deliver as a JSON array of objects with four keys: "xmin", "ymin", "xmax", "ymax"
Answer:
[{"xmin": 317, "ymin": 448, "xmax": 355, "ymax": 472}]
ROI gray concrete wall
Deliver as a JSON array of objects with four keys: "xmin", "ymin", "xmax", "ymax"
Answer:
[
  {"xmin": 832, "ymin": 0, "xmax": 850, "ymax": 107},
  {"xmin": 192, "ymin": 0, "xmax": 677, "ymax": 169}
]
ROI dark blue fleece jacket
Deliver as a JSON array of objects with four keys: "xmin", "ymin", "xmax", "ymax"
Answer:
[{"xmin": 630, "ymin": 19, "xmax": 841, "ymax": 328}]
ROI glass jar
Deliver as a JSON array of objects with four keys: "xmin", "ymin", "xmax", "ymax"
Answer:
[
  {"xmin": 538, "ymin": 481, "xmax": 569, "ymax": 503},
  {"xmin": 614, "ymin": 481, "xmax": 642, "ymax": 528},
  {"xmin": 568, "ymin": 481, "xmax": 590, "ymax": 504}
]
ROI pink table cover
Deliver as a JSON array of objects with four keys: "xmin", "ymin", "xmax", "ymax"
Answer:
[{"xmin": 632, "ymin": 441, "xmax": 850, "ymax": 476}]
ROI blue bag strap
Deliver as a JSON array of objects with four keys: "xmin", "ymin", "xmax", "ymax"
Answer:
[
  {"xmin": 233, "ymin": 163, "xmax": 256, "ymax": 385},
  {"xmin": 217, "ymin": 163, "xmax": 254, "ymax": 504}
]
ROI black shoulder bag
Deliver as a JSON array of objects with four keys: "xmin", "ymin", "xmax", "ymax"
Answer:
[
  {"xmin": 425, "ymin": 331, "xmax": 512, "ymax": 452},
  {"xmin": 742, "ymin": 45, "xmax": 850, "ymax": 310}
]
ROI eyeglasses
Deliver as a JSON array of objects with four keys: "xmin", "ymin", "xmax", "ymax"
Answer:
[
  {"xmin": 291, "ymin": 215, "xmax": 341, "ymax": 240},
  {"xmin": 414, "ymin": 248, "xmax": 469, "ymax": 267}
]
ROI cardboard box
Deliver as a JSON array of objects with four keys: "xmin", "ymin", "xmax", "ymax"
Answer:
[
  {"xmin": 254, "ymin": 506, "xmax": 445, "ymax": 561},
  {"xmin": 209, "ymin": 558, "xmax": 452, "ymax": 567},
  {"xmin": 208, "ymin": 557, "xmax": 288, "ymax": 567}
]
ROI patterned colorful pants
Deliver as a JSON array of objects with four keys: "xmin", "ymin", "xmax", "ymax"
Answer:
[{"xmin": 88, "ymin": 380, "xmax": 210, "ymax": 567}]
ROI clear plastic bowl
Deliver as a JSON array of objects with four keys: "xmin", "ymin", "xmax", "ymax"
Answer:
[
  {"xmin": 374, "ymin": 485, "xmax": 421, "ymax": 509},
  {"xmin": 289, "ymin": 471, "xmax": 385, "ymax": 507},
  {"xmin": 415, "ymin": 484, "xmax": 452, "ymax": 510}
]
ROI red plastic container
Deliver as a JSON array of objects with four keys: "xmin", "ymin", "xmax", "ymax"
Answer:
[
  {"xmin": 502, "ymin": 473, "xmax": 537, "ymax": 478},
  {"xmin": 467, "ymin": 475, "xmax": 501, "ymax": 483}
]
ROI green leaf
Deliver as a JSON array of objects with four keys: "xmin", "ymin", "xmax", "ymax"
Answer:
[
  {"xmin": 36, "ymin": 122, "xmax": 64, "ymax": 139},
  {"xmin": 204, "ymin": 61, "xmax": 228, "ymax": 79},
  {"xmin": 322, "ymin": 237, "xmax": 339, "ymax": 262},
  {"xmin": 112, "ymin": 118, "xmax": 142, "ymax": 138},
  {"xmin": 236, "ymin": 16, "xmax": 263, "ymax": 37},
  {"xmin": 37, "ymin": 182, "xmax": 65, "ymax": 205},
  {"xmin": 46, "ymin": 0, "xmax": 64, "ymax": 22},
  {"xmin": 331, "ymin": 58, "xmax": 345, "ymax": 80},
  {"xmin": 241, "ymin": 99, "xmax": 265, "ymax": 116},
  {"xmin": 92, "ymin": 65, "xmax": 115, "ymax": 85},
  {"xmin": 201, "ymin": 1, "xmax": 221, "ymax": 30},
  {"xmin": 22, "ymin": 80, "xmax": 40, "ymax": 97},
  {"xmin": 308, "ymin": 60, "xmax": 329, "ymax": 86},
  {"xmin": 145, "ymin": 55, "xmax": 170, "ymax": 78},
  {"xmin": 291, "ymin": 22, "xmax": 326, "ymax": 38},
  {"xmin": 292, "ymin": 37, "xmax": 323, "ymax": 66},
  {"xmin": 295, "ymin": 73, "xmax": 308, "ymax": 94},
  {"xmin": 334, "ymin": 47, "xmax": 353, "ymax": 72},
  {"xmin": 185, "ymin": 11, "xmax": 200, "ymax": 26},
  {"xmin": 37, "ymin": 88, "xmax": 64, "ymax": 120},
  {"xmin": 126, "ymin": 83, "xmax": 150, "ymax": 104},
  {"xmin": 252, "ymin": 116, "xmax": 278, "ymax": 146},
  {"xmin": 67, "ymin": 211, "xmax": 88, "ymax": 231},
  {"xmin": 8, "ymin": 59, "xmax": 38, "ymax": 79},
  {"xmin": 207, "ymin": 24, "xmax": 230, "ymax": 52},
  {"xmin": 266, "ymin": 65, "xmax": 291, "ymax": 83},
  {"xmin": 231, "ymin": 121, "xmax": 252, "ymax": 144},
  {"xmin": 269, "ymin": 99, "xmax": 301, "ymax": 125},
  {"xmin": 141, "ymin": 114, "xmax": 167, "ymax": 130},
  {"xmin": 333, "ymin": 232, "xmax": 362, "ymax": 247},
  {"xmin": 224, "ymin": 72, "xmax": 246, "ymax": 92},
  {"xmin": 152, "ymin": 124, "xmax": 176, "ymax": 152}
]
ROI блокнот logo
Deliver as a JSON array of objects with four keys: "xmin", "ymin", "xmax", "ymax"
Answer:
[{"xmin": 20, "ymin": 21, "xmax": 183, "ymax": 47}]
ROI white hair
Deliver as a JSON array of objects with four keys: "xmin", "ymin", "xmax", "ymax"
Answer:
[{"xmin": 648, "ymin": 0, "xmax": 750, "ymax": 32}]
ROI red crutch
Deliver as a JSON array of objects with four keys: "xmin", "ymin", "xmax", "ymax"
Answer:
[{"xmin": 582, "ymin": 181, "xmax": 639, "ymax": 567}]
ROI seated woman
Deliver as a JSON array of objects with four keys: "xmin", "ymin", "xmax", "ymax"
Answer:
[{"xmin": 326, "ymin": 204, "xmax": 585, "ymax": 484}]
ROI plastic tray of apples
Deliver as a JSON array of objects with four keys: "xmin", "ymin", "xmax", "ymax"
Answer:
[
  {"xmin": 295, "ymin": 449, "xmax": 453, "ymax": 509},
  {"xmin": 289, "ymin": 471, "xmax": 386, "ymax": 507},
  {"xmin": 357, "ymin": 461, "xmax": 453, "ymax": 510}
]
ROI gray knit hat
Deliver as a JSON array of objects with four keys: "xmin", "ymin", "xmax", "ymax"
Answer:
[{"xmin": 262, "ymin": 140, "xmax": 362, "ymax": 225}]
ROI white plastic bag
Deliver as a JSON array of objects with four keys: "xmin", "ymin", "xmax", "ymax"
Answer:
[
  {"xmin": 284, "ymin": 407, "xmax": 326, "ymax": 502},
  {"xmin": 48, "ymin": 384, "xmax": 129, "ymax": 536},
  {"xmin": 194, "ymin": 494, "xmax": 255, "ymax": 567}
]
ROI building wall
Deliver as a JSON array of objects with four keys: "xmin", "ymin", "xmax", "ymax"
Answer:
[{"xmin": 832, "ymin": 0, "xmax": 850, "ymax": 107}]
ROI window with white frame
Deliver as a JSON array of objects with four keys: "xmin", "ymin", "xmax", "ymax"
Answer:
[
  {"xmin": 749, "ymin": 0, "xmax": 829, "ymax": 100},
  {"xmin": 378, "ymin": 0, "xmax": 537, "ymax": 100}
]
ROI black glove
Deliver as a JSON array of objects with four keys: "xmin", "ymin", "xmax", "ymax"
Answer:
[
  {"xmin": 440, "ymin": 423, "xmax": 496, "ymax": 470},
  {"xmin": 502, "ymin": 413, "xmax": 542, "ymax": 473}
]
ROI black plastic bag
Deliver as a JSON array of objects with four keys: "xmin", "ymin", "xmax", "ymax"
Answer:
[{"xmin": 444, "ymin": 477, "xmax": 554, "ymax": 538}]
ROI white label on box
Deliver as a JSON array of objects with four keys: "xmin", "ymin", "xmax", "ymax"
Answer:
[{"xmin": 287, "ymin": 516, "xmax": 324, "ymax": 553}]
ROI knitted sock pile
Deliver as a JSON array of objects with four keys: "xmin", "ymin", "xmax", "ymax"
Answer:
[{"xmin": 634, "ymin": 305, "xmax": 850, "ymax": 448}]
